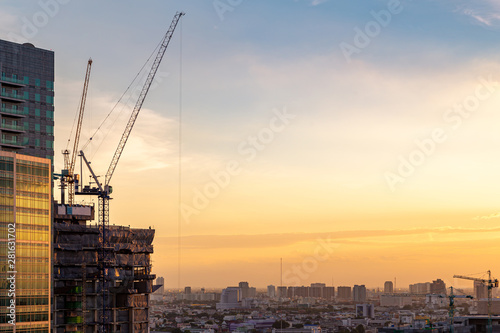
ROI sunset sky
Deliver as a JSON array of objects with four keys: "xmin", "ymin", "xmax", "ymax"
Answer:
[{"xmin": 2, "ymin": 0, "xmax": 500, "ymax": 290}]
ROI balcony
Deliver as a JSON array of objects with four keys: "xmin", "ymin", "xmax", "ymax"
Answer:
[
  {"xmin": 0, "ymin": 91, "xmax": 27, "ymax": 102},
  {"xmin": 0, "ymin": 107, "xmax": 26, "ymax": 117},
  {"xmin": 1, "ymin": 123, "xmax": 25, "ymax": 132},
  {"xmin": 0, "ymin": 138, "xmax": 25, "ymax": 148},
  {"xmin": 0, "ymin": 77, "xmax": 26, "ymax": 87}
]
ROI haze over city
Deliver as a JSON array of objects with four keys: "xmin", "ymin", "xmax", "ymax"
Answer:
[{"xmin": 2, "ymin": 0, "xmax": 500, "ymax": 289}]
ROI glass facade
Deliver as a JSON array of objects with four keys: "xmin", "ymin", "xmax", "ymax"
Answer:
[
  {"xmin": 0, "ymin": 40, "xmax": 55, "ymax": 163},
  {"xmin": 0, "ymin": 152, "xmax": 51, "ymax": 332}
]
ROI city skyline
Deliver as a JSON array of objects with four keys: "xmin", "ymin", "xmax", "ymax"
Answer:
[{"xmin": 1, "ymin": 1, "xmax": 500, "ymax": 288}]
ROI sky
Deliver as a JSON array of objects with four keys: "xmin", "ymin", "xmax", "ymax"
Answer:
[{"xmin": 2, "ymin": 0, "xmax": 500, "ymax": 290}]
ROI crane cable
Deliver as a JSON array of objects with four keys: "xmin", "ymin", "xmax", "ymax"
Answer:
[{"xmin": 80, "ymin": 36, "xmax": 165, "ymax": 154}]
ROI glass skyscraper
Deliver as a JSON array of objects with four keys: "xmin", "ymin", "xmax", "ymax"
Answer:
[
  {"xmin": 0, "ymin": 39, "xmax": 54, "ymax": 332},
  {"xmin": 0, "ymin": 152, "xmax": 51, "ymax": 332},
  {"xmin": 0, "ymin": 40, "xmax": 55, "ymax": 162}
]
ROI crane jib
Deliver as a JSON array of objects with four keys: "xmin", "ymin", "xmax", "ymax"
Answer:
[{"xmin": 104, "ymin": 11, "xmax": 185, "ymax": 187}]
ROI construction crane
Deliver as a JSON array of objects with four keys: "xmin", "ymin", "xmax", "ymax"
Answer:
[
  {"xmin": 61, "ymin": 58, "xmax": 92, "ymax": 205},
  {"xmin": 77, "ymin": 12, "xmax": 184, "ymax": 333},
  {"xmin": 454, "ymin": 271, "xmax": 499, "ymax": 333},
  {"xmin": 444, "ymin": 287, "xmax": 473, "ymax": 333}
]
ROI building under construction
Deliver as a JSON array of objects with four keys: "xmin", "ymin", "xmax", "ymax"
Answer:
[{"xmin": 52, "ymin": 202, "xmax": 157, "ymax": 333}]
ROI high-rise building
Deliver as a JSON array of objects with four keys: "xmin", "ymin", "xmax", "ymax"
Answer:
[
  {"xmin": 185, "ymin": 286, "xmax": 192, "ymax": 294},
  {"xmin": 431, "ymin": 279, "xmax": 446, "ymax": 294},
  {"xmin": 239, "ymin": 281, "xmax": 249, "ymax": 299},
  {"xmin": 267, "ymin": 285, "xmax": 276, "ymax": 298},
  {"xmin": 353, "ymin": 285, "xmax": 367, "ymax": 302},
  {"xmin": 216, "ymin": 287, "xmax": 242, "ymax": 310},
  {"xmin": 277, "ymin": 286, "xmax": 287, "ymax": 298},
  {"xmin": 384, "ymin": 281, "xmax": 394, "ymax": 294},
  {"xmin": 475, "ymin": 281, "xmax": 488, "ymax": 300},
  {"xmin": 0, "ymin": 39, "xmax": 55, "ymax": 162},
  {"xmin": 0, "ymin": 151, "xmax": 52, "ymax": 331},
  {"xmin": 409, "ymin": 282, "xmax": 431, "ymax": 294},
  {"xmin": 338, "ymin": 286, "xmax": 352, "ymax": 299},
  {"xmin": 155, "ymin": 276, "xmax": 165, "ymax": 295},
  {"xmin": 323, "ymin": 286, "xmax": 335, "ymax": 300}
]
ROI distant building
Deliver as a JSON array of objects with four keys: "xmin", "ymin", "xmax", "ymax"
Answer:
[
  {"xmin": 475, "ymin": 281, "xmax": 488, "ymax": 300},
  {"xmin": 239, "ymin": 281, "xmax": 250, "ymax": 298},
  {"xmin": 384, "ymin": 281, "xmax": 394, "ymax": 294},
  {"xmin": 338, "ymin": 286, "xmax": 352, "ymax": 299},
  {"xmin": 155, "ymin": 277, "xmax": 165, "ymax": 294},
  {"xmin": 267, "ymin": 285, "xmax": 276, "ymax": 297},
  {"xmin": 431, "ymin": 279, "xmax": 446, "ymax": 294},
  {"xmin": 185, "ymin": 286, "xmax": 192, "ymax": 294},
  {"xmin": 217, "ymin": 287, "xmax": 242, "ymax": 310},
  {"xmin": 409, "ymin": 282, "xmax": 431, "ymax": 294},
  {"xmin": 277, "ymin": 286, "xmax": 287, "ymax": 298},
  {"xmin": 324, "ymin": 286, "xmax": 335, "ymax": 300},
  {"xmin": 311, "ymin": 283, "xmax": 326, "ymax": 288},
  {"xmin": 380, "ymin": 294, "xmax": 412, "ymax": 307},
  {"xmin": 353, "ymin": 285, "xmax": 367, "ymax": 302},
  {"xmin": 356, "ymin": 304, "xmax": 375, "ymax": 318}
]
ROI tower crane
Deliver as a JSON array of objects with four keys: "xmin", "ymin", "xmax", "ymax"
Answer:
[
  {"xmin": 454, "ymin": 271, "xmax": 499, "ymax": 333},
  {"xmin": 61, "ymin": 58, "xmax": 92, "ymax": 205},
  {"xmin": 444, "ymin": 287, "xmax": 473, "ymax": 333},
  {"xmin": 77, "ymin": 12, "xmax": 184, "ymax": 333}
]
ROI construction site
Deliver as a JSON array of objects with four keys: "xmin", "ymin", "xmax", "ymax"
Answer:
[
  {"xmin": 52, "ymin": 203, "xmax": 157, "ymax": 333},
  {"xmin": 50, "ymin": 11, "xmax": 185, "ymax": 333}
]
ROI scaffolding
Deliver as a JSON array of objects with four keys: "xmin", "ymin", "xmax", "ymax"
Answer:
[{"xmin": 53, "ymin": 203, "xmax": 156, "ymax": 333}]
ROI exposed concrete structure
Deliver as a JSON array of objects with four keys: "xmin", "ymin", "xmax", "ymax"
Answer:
[{"xmin": 52, "ymin": 202, "xmax": 157, "ymax": 333}]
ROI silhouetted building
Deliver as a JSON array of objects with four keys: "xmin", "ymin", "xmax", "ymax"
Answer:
[
  {"xmin": 431, "ymin": 279, "xmax": 446, "ymax": 294},
  {"xmin": 338, "ymin": 286, "xmax": 352, "ymax": 299},
  {"xmin": 267, "ymin": 285, "xmax": 276, "ymax": 297},
  {"xmin": 475, "ymin": 281, "xmax": 488, "ymax": 300},
  {"xmin": 384, "ymin": 281, "xmax": 394, "ymax": 293},
  {"xmin": 185, "ymin": 286, "xmax": 192, "ymax": 294},
  {"xmin": 353, "ymin": 285, "xmax": 367, "ymax": 302}
]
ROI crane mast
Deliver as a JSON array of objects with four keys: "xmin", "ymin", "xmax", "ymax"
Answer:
[
  {"xmin": 77, "ymin": 12, "xmax": 184, "ymax": 333},
  {"xmin": 66, "ymin": 59, "xmax": 92, "ymax": 205},
  {"xmin": 454, "ymin": 270, "xmax": 498, "ymax": 333}
]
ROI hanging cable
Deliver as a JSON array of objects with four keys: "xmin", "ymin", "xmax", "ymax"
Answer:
[{"xmin": 81, "ymin": 38, "xmax": 164, "ymax": 153}]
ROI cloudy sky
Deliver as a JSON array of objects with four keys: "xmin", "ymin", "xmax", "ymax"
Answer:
[{"xmin": 2, "ymin": 0, "xmax": 500, "ymax": 289}]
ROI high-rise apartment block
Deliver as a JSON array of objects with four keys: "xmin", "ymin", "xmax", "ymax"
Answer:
[
  {"xmin": 353, "ymin": 285, "xmax": 367, "ymax": 302},
  {"xmin": 384, "ymin": 281, "xmax": 394, "ymax": 294},
  {"xmin": 337, "ymin": 286, "xmax": 352, "ymax": 299},
  {"xmin": 0, "ymin": 40, "xmax": 55, "ymax": 161}
]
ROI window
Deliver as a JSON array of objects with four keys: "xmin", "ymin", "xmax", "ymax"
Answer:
[
  {"xmin": 23, "ymin": 122, "xmax": 28, "ymax": 130},
  {"xmin": 35, "ymin": 94, "xmax": 40, "ymax": 102},
  {"xmin": 46, "ymin": 140, "xmax": 53, "ymax": 149},
  {"xmin": 46, "ymin": 81, "xmax": 54, "ymax": 91},
  {"xmin": 23, "ymin": 91, "xmax": 29, "ymax": 99},
  {"xmin": 23, "ymin": 76, "xmax": 29, "ymax": 84},
  {"xmin": 35, "ymin": 78, "xmax": 41, "ymax": 87},
  {"xmin": 23, "ymin": 107, "xmax": 29, "ymax": 115},
  {"xmin": 35, "ymin": 109, "xmax": 40, "ymax": 117},
  {"xmin": 46, "ymin": 125, "xmax": 53, "ymax": 134},
  {"xmin": 35, "ymin": 124, "xmax": 40, "ymax": 132},
  {"xmin": 35, "ymin": 138, "xmax": 40, "ymax": 147},
  {"xmin": 45, "ymin": 96, "xmax": 53, "ymax": 104},
  {"xmin": 46, "ymin": 110, "xmax": 53, "ymax": 119},
  {"xmin": 23, "ymin": 137, "xmax": 29, "ymax": 145}
]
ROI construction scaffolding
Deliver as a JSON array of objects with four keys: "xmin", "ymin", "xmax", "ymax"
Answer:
[{"xmin": 53, "ymin": 203, "xmax": 157, "ymax": 333}]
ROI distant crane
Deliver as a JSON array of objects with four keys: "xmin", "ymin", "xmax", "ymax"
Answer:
[
  {"xmin": 61, "ymin": 58, "xmax": 92, "ymax": 205},
  {"xmin": 454, "ymin": 270, "xmax": 499, "ymax": 333},
  {"xmin": 77, "ymin": 12, "xmax": 184, "ymax": 333},
  {"xmin": 444, "ymin": 287, "xmax": 473, "ymax": 333}
]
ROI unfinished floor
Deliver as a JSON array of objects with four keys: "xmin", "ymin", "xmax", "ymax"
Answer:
[{"xmin": 52, "ymin": 203, "xmax": 156, "ymax": 333}]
